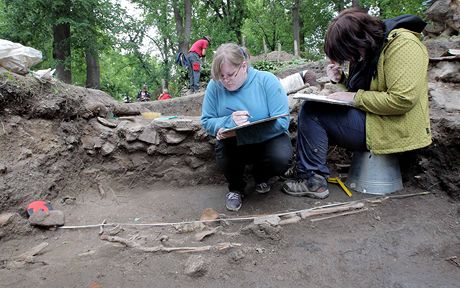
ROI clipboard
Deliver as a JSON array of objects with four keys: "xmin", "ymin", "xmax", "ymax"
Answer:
[
  {"xmin": 293, "ymin": 93, "xmax": 354, "ymax": 107},
  {"xmin": 222, "ymin": 113, "xmax": 289, "ymax": 133}
]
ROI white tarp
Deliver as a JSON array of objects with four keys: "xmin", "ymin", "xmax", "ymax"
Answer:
[{"xmin": 0, "ymin": 39, "xmax": 42, "ymax": 75}]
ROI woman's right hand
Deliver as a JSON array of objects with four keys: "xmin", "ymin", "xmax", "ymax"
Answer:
[
  {"xmin": 326, "ymin": 63, "xmax": 343, "ymax": 83},
  {"xmin": 231, "ymin": 111, "xmax": 250, "ymax": 126}
]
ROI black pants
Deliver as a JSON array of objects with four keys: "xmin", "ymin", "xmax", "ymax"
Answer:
[{"xmin": 215, "ymin": 133, "xmax": 292, "ymax": 193}]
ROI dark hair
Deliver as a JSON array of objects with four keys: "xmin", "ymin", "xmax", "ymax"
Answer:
[{"xmin": 324, "ymin": 8, "xmax": 385, "ymax": 64}]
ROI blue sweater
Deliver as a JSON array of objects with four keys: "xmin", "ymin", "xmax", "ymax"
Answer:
[{"xmin": 201, "ymin": 67, "xmax": 290, "ymax": 145}]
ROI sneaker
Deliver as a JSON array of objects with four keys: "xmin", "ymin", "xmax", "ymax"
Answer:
[
  {"xmin": 279, "ymin": 166, "xmax": 297, "ymax": 181},
  {"xmin": 225, "ymin": 192, "xmax": 242, "ymax": 211},
  {"xmin": 282, "ymin": 173, "xmax": 329, "ymax": 199},
  {"xmin": 255, "ymin": 182, "xmax": 271, "ymax": 194}
]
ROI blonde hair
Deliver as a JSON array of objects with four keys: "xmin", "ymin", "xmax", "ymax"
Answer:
[{"xmin": 211, "ymin": 43, "xmax": 249, "ymax": 81}]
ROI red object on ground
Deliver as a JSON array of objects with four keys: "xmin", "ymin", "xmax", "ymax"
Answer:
[{"xmin": 27, "ymin": 200, "xmax": 53, "ymax": 216}]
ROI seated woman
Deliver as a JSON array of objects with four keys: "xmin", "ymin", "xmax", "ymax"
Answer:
[
  {"xmin": 137, "ymin": 84, "xmax": 151, "ymax": 102},
  {"xmin": 283, "ymin": 8, "xmax": 432, "ymax": 199},
  {"xmin": 201, "ymin": 43, "xmax": 292, "ymax": 211}
]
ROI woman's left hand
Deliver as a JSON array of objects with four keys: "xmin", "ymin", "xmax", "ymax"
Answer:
[
  {"xmin": 216, "ymin": 128, "xmax": 236, "ymax": 140},
  {"xmin": 327, "ymin": 92, "xmax": 356, "ymax": 102}
]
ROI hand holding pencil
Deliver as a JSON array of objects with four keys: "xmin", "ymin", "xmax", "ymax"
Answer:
[{"xmin": 227, "ymin": 107, "xmax": 251, "ymax": 126}]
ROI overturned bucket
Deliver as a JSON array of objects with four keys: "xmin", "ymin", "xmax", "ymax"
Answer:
[{"xmin": 345, "ymin": 151, "xmax": 403, "ymax": 195}]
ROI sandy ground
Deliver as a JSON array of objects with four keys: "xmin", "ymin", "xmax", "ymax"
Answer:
[{"xmin": 1, "ymin": 180, "xmax": 459, "ymax": 288}]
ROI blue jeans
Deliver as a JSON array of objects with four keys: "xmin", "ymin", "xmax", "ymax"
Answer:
[
  {"xmin": 296, "ymin": 102, "xmax": 367, "ymax": 178},
  {"xmin": 215, "ymin": 133, "xmax": 292, "ymax": 193},
  {"xmin": 187, "ymin": 52, "xmax": 201, "ymax": 92}
]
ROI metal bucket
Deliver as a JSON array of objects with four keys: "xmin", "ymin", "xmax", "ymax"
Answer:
[{"xmin": 345, "ymin": 151, "xmax": 403, "ymax": 195}]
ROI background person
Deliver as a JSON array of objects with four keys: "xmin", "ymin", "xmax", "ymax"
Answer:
[
  {"xmin": 137, "ymin": 84, "xmax": 151, "ymax": 102},
  {"xmin": 201, "ymin": 43, "xmax": 292, "ymax": 212},
  {"xmin": 157, "ymin": 89, "xmax": 172, "ymax": 101},
  {"xmin": 187, "ymin": 36, "xmax": 211, "ymax": 93},
  {"xmin": 283, "ymin": 8, "xmax": 432, "ymax": 199}
]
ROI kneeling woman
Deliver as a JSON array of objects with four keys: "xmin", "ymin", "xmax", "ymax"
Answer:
[{"xmin": 201, "ymin": 43, "xmax": 292, "ymax": 212}]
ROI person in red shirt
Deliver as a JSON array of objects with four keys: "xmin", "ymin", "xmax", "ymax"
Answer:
[
  {"xmin": 187, "ymin": 36, "xmax": 211, "ymax": 92},
  {"xmin": 157, "ymin": 89, "xmax": 172, "ymax": 101}
]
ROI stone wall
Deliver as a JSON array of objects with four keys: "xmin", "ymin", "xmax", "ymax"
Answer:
[{"xmin": 80, "ymin": 115, "xmax": 223, "ymax": 186}]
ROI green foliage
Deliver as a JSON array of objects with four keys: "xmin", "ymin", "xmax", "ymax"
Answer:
[
  {"xmin": 98, "ymin": 49, "xmax": 163, "ymax": 101},
  {"xmin": 252, "ymin": 61, "xmax": 278, "ymax": 72},
  {"xmin": 0, "ymin": 0, "xmax": 428, "ymax": 99},
  {"xmin": 360, "ymin": 0, "xmax": 426, "ymax": 18},
  {"xmin": 243, "ymin": 0, "xmax": 292, "ymax": 55}
]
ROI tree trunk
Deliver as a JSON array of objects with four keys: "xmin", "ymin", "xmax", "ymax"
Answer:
[
  {"xmin": 85, "ymin": 49, "xmax": 100, "ymax": 89},
  {"xmin": 184, "ymin": 0, "xmax": 192, "ymax": 48},
  {"xmin": 162, "ymin": 37, "xmax": 169, "ymax": 89},
  {"xmin": 174, "ymin": 0, "xmax": 192, "ymax": 53},
  {"xmin": 292, "ymin": 0, "xmax": 301, "ymax": 57},
  {"xmin": 299, "ymin": 15, "xmax": 305, "ymax": 49},
  {"xmin": 53, "ymin": 23, "xmax": 71, "ymax": 83}
]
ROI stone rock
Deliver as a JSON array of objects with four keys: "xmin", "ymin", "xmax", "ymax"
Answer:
[
  {"xmin": 125, "ymin": 124, "xmax": 144, "ymax": 142},
  {"xmin": 97, "ymin": 116, "xmax": 118, "ymax": 128},
  {"xmin": 0, "ymin": 164, "xmax": 7, "ymax": 174},
  {"xmin": 174, "ymin": 119, "xmax": 197, "ymax": 131},
  {"xmin": 118, "ymin": 140, "xmax": 147, "ymax": 152},
  {"xmin": 138, "ymin": 127, "xmax": 160, "ymax": 144},
  {"xmin": 184, "ymin": 255, "xmax": 208, "ymax": 277},
  {"xmin": 0, "ymin": 212, "xmax": 15, "ymax": 226},
  {"xmin": 80, "ymin": 136, "xmax": 95, "ymax": 150},
  {"xmin": 434, "ymin": 62, "xmax": 460, "ymax": 83},
  {"xmin": 101, "ymin": 142, "xmax": 116, "ymax": 156},
  {"xmin": 28, "ymin": 210, "xmax": 65, "ymax": 227},
  {"xmin": 93, "ymin": 138, "xmax": 103, "ymax": 149},
  {"xmin": 146, "ymin": 145, "xmax": 157, "ymax": 155},
  {"xmin": 164, "ymin": 130, "xmax": 188, "ymax": 144},
  {"xmin": 189, "ymin": 142, "xmax": 213, "ymax": 157},
  {"xmin": 429, "ymin": 83, "xmax": 460, "ymax": 112},
  {"xmin": 152, "ymin": 119, "xmax": 176, "ymax": 129}
]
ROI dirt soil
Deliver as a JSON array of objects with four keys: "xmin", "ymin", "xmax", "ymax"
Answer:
[
  {"xmin": 0, "ymin": 39, "xmax": 459, "ymax": 286},
  {"xmin": 0, "ymin": 181, "xmax": 459, "ymax": 288}
]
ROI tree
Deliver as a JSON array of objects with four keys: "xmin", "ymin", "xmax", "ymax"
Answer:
[
  {"xmin": 292, "ymin": 0, "xmax": 301, "ymax": 56},
  {"xmin": 204, "ymin": 0, "xmax": 247, "ymax": 44},
  {"xmin": 243, "ymin": 0, "xmax": 291, "ymax": 53},
  {"xmin": 52, "ymin": 1, "xmax": 72, "ymax": 83},
  {"xmin": 173, "ymin": 0, "xmax": 192, "ymax": 53}
]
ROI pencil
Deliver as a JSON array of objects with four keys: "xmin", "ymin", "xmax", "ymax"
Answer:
[{"xmin": 226, "ymin": 107, "xmax": 252, "ymax": 118}]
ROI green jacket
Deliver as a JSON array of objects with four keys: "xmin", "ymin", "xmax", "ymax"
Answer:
[{"xmin": 354, "ymin": 28, "xmax": 432, "ymax": 154}]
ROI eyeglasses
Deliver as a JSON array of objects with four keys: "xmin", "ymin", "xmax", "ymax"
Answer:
[{"xmin": 220, "ymin": 64, "xmax": 243, "ymax": 82}]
